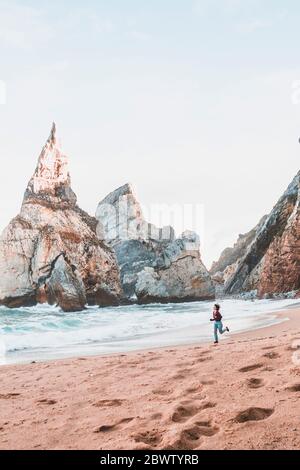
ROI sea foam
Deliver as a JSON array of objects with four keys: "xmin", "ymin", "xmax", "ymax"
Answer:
[{"xmin": 0, "ymin": 298, "xmax": 297, "ymax": 364}]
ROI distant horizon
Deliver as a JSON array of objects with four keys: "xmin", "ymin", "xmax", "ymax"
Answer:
[{"xmin": 0, "ymin": 0, "xmax": 299, "ymax": 267}]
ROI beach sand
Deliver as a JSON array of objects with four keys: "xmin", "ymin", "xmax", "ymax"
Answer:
[{"xmin": 0, "ymin": 306, "xmax": 300, "ymax": 450}]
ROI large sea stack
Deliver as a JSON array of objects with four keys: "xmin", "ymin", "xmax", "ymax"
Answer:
[
  {"xmin": 96, "ymin": 184, "xmax": 215, "ymax": 303},
  {"xmin": 0, "ymin": 124, "xmax": 122, "ymax": 311},
  {"xmin": 212, "ymin": 170, "xmax": 300, "ymax": 298}
]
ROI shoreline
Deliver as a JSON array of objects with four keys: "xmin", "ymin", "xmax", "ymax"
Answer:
[
  {"xmin": 0, "ymin": 305, "xmax": 300, "ymax": 450},
  {"xmin": 1, "ymin": 299, "xmax": 298, "ymax": 367}
]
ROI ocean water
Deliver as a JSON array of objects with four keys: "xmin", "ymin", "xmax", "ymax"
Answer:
[{"xmin": 0, "ymin": 298, "xmax": 298, "ymax": 365}]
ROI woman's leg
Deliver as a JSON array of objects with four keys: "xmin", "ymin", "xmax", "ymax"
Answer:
[
  {"xmin": 214, "ymin": 323, "xmax": 219, "ymax": 342},
  {"xmin": 219, "ymin": 321, "xmax": 229, "ymax": 335},
  {"xmin": 219, "ymin": 321, "xmax": 227, "ymax": 334}
]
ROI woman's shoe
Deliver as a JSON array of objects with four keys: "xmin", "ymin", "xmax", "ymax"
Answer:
[
  {"xmin": 226, "ymin": 327, "xmax": 229, "ymax": 332},
  {"xmin": 214, "ymin": 341, "xmax": 218, "ymax": 344}
]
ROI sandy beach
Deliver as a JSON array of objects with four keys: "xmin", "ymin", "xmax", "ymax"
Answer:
[{"xmin": 0, "ymin": 305, "xmax": 300, "ymax": 450}]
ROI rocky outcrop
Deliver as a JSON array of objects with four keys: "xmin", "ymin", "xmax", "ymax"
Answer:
[
  {"xmin": 210, "ymin": 215, "xmax": 267, "ymax": 285},
  {"xmin": 96, "ymin": 184, "xmax": 215, "ymax": 303},
  {"xmin": 135, "ymin": 231, "xmax": 215, "ymax": 303},
  {"xmin": 0, "ymin": 124, "xmax": 122, "ymax": 311},
  {"xmin": 216, "ymin": 171, "xmax": 300, "ymax": 297},
  {"xmin": 257, "ymin": 174, "xmax": 300, "ymax": 297}
]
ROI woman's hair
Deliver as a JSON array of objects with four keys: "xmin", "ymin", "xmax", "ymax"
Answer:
[{"xmin": 214, "ymin": 303, "xmax": 220, "ymax": 310}]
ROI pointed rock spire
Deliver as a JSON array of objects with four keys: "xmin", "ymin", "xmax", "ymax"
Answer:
[
  {"xmin": 23, "ymin": 123, "xmax": 77, "ymax": 207},
  {"xmin": 48, "ymin": 122, "xmax": 57, "ymax": 147},
  {"xmin": 0, "ymin": 124, "xmax": 122, "ymax": 311}
]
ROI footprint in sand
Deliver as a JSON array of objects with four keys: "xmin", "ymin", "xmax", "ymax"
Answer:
[
  {"xmin": 150, "ymin": 412, "xmax": 163, "ymax": 420},
  {"xmin": 171, "ymin": 368, "xmax": 194, "ymax": 381},
  {"xmin": 194, "ymin": 356, "xmax": 213, "ymax": 364},
  {"xmin": 285, "ymin": 384, "xmax": 300, "ymax": 392},
  {"xmin": 93, "ymin": 417, "xmax": 134, "ymax": 434},
  {"xmin": 165, "ymin": 420, "xmax": 219, "ymax": 450},
  {"xmin": 172, "ymin": 373, "xmax": 186, "ymax": 381},
  {"xmin": 147, "ymin": 356, "xmax": 160, "ymax": 362},
  {"xmin": 201, "ymin": 379, "xmax": 216, "ymax": 386},
  {"xmin": 37, "ymin": 399, "xmax": 57, "ymax": 405},
  {"xmin": 234, "ymin": 407, "xmax": 274, "ymax": 423},
  {"xmin": 246, "ymin": 378, "xmax": 265, "ymax": 389},
  {"xmin": 152, "ymin": 389, "xmax": 173, "ymax": 397},
  {"xmin": 132, "ymin": 429, "xmax": 163, "ymax": 447},
  {"xmin": 93, "ymin": 399, "xmax": 125, "ymax": 408},
  {"xmin": 170, "ymin": 400, "xmax": 216, "ymax": 424},
  {"xmin": 171, "ymin": 403, "xmax": 198, "ymax": 423},
  {"xmin": 180, "ymin": 386, "xmax": 207, "ymax": 402},
  {"xmin": 0, "ymin": 393, "xmax": 20, "ymax": 399},
  {"xmin": 262, "ymin": 366, "xmax": 275, "ymax": 372},
  {"xmin": 184, "ymin": 383, "xmax": 204, "ymax": 394},
  {"xmin": 263, "ymin": 352, "xmax": 280, "ymax": 359},
  {"xmin": 178, "ymin": 367, "xmax": 194, "ymax": 375},
  {"xmin": 238, "ymin": 363, "xmax": 264, "ymax": 373}
]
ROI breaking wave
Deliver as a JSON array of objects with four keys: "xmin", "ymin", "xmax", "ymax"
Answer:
[{"xmin": 0, "ymin": 298, "xmax": 297, "ymax": 364}]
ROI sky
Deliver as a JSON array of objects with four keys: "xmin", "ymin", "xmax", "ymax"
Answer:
[{"xmin": 0, "ymin": 0, "xmax": 299, "ymax": 268}]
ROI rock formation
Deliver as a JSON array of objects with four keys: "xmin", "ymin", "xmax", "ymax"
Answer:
[
  {"xmin": 210, "ymin": 215, "xmax": 268, "ymax": 285},
  {"xmin": 0, "ymin": 124, "xmax": 122, "ymax": 311},
  {"xmin": 212, "ymin": 171, "xmax": 300, "ymax": 297},
  {"xmin": 96, "ymin": 184, "xmax": 215, "ymax": 303}
]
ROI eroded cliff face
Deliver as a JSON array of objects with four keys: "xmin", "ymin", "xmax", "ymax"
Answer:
[
  {"xmin": 0, "ymin": 124, "xmax": 122, "ymax": 311},
  {"xmin": 210, "ymin": 216, "xmax": 267, "ymax": 284},
  {"xmin": 210, "ymin": 216, "xmax": 267, "ymax": 286},
  {"xmin": 257, "ymin": 181, "xmax": 300, "ymax": 297},
  {"xmin": 96, "ymin": 184, "xmax": 215, "ymax": 303},
  {"xmin": 214, "ymin": 171, "xmax": 300, "ymax": 297}
]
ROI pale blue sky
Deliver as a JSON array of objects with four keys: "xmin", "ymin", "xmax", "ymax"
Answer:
[{"xmin": 0, "ymin": 0, "xmax": 299, "ymax": 266}]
